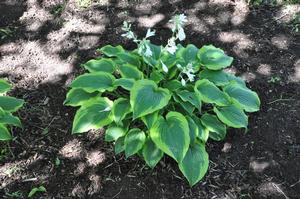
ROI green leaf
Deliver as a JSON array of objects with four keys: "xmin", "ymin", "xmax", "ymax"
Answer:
[
  {"xmin": 124, "ymin": 128, "xmax": 146, "ymax": 158},
  {"xmin": 105, "ymin": 125, "xmax": 126, "ymax": 142},
  {"xmin": 150, "ymin": 71, "xmax": 164, "ymax": 83},
  {"xmin": 191, "ymin": 116, "xmax": 209, "ymax": 143},
  {"xmin": 143, "ymin": 43, "xmax": 162, "ymax": 67},
  {"xmin": 130, "ymin": 80, "xmax": 171, "ymax": 119},
  {"xmin": 186, "ymin": 116, "xmax": 198, "ymax": 143},
  {"xmin": 179, "ymin": 142, "xmax": 209, "ymax": 186},
  {"xmin": 82, "ymin": 59, "xmax": 116, "ymax": 73},
  {"xmin": 164, "ymin": 80, "xmax": 182, "ymax": 92},
  {"xmin": 70, "ymin": 72, "xmax": 115, "ymax": 93},
  {"xmin": 72, "ymin": 98, "xmax": 113, "ymax": 133},
  {"xmin": 28, "ymin": 186, "xmax": 46, "ymax": 198},
  {"xmin": 0, "ymin": 96, "xmax": 24, "ymax": 112},
  {"xmin": 64, "ymin": 88, "xmax": 99, "ymax": 107},
  {"xmin": 197, "ymin": 45, "xmax": 233, "ymax": 70},
  {"xmin": 213, "ymin": 105, "xmax": 248, "ymax": 128},
  {"xmin": 0, "ymin": 79, "xmax": 11, "ymax": 94},
  {"xmin": 150, "ymin": 112, "xmax": 190, "ymax": 162},
  {"xmin": 179, "ymin": 44, "xmax": 199, "ymax": 64},
  {"xmin": 114, "ymin": 78, "xmax": 135, "ymax": 90},
  {"xmin": 99, "ymin": 45, "xmax": 124, "ymax": 57},
  {"xmin": 200, "ymin": 69, "xmax": 246, "ymax": 87},
  {"xmin": 177, "ymin": 90, "xmax": 201, "ymax": 111},
  {"xmin": 173, "ymin": 95, "xmax": 195, "ymax": 115},
  {"xmin": 0, "ymin": 108, "xmax": 22, "ymax": 128},
  {"xmin": 0, "ymin": 124, "xmax": 11, "ymax": 140},
  {"xmin": 201, "ymin": 113, "xmax": 226, "ymax": 141},
  {"xmin": 141, "ymin": 111, "xmax": 158, "ymax": 129},
  {"xmin": 224, "ymin": 82, "xmax": 260, "ymax": 112},
  {"xmin": 117, "ymin": 52, "xmax": 141, "ymax": 67},
  {"xmin": 115, "ymin": 136, "xmax": 125, "ymax": 155},
  {"xmin": 119, "ymin": 63, "xmax": 143, "ymax": 80},
  {"xmin": 194, "ymin": 79, "xmax": 230, "ymax": 106},
  {"xmin": 112, "ymin": 98, "xmax": 131, "ymax": 124},
  {"xmin": 142, "ymin": 137, "xmax": 163, "ymax": 168}
]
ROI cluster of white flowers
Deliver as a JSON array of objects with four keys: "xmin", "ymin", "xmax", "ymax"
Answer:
[
  {"xmin": 165, "ymin": 14, "xmax": 187, "ymax": 55},
  {"xmin": 121, "ymin": 14, "xmax": 194, "ymax": 83},
  {"xmin": 121, "ymin": 21, "xmax": 155, "ymax": 58},
  {"xmin": 177, "ymin": 63, "xmax": 195, "ymax": 86}
]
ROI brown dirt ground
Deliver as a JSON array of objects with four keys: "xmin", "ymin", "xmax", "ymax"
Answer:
[{"xmin": 0, "ymin": 0, "xmax": 300, "ymax": 198}]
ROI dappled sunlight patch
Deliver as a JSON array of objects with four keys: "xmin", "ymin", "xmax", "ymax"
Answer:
[
  {"xmin": 275, "ymin": 5, "xmax": 300, "ymax": 23},
  {"xmin": 88, "ymin": 174, "xmax": 102, "ymax": 195},
  {"xmin": 249, "ymin": 160, "xmax": 270, "ymax": 173},
  {"xmin": 46, "ymin": 16, "xmax": 106, "ymax": 53},
  {"xmin": 241, "ymin": 72, "xmax": 256, "ymax": 82},
  {"xmin": 0, "ymin": 41, "xmax": 73, "ymax": 82},
  {"xmin": 188, "ymin": 14, "xmax": 210, "ymax": 34},
  {"xmin": 86, "ymin": 150, "xmax": 106, "ymax": 166},
  {"xmin": 257, "ymin": 64, "xmax": 271, "ymax": 76},
  {"xmin": 138, "ymin": 14, "xmax": 165, "ymax": 28},
  {"xmin": 289, "ymin": 59, "xmax": 300, "ymax": 82},
  {"xmin": 71, "ymin": 183, "xmax": 86, "ymax": 198},
  {"xmin": 20, "ymin": 0, "xmax": 53, "ymax": 32},
  {"xmin": 258, "ymin": 182, "xmax": 288, "ymax": 198},
  {"xmin": 59, "ymin": 139, "xmax": 85, "ymax": 159},
  {"xmin": 271, "ymin": 34, "xmax": 290, "ymax": 50},
  {"xmin": 231, "ymin": 0, "xmax": 249, "ymax": 26},
  {"xmin": 74, "ymin": 162, "xmax": 87, "ymax": 176}
]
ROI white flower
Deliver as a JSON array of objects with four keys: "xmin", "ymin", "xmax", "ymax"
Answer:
[
  {"xmin": 177, "ymin": 27, "xmax": 186, "ymax": 41},
  {"xmin": 144, "ymin": 44, "xmax": 153, "ymax": 57},
  {"xmin": 145, "ymin": 29, "xmax": 156, "ymax": 38},
  {"xmin": 181, "ymin": 78, "xmax": 186, "ymax": 86},
  {"xmin": 160, "ymin": 60, "xmax": 168, "ymax": 73},
  {"xmin": 165, "ymin": 37, "xmax": 177, "ymax": 54}
]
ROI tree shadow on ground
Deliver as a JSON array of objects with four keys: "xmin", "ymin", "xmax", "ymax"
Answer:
[{"xmin": 0, "ymin": 0, "xmax": 299, "ymax": 198}]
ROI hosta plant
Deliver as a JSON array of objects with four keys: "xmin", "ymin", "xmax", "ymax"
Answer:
[
  {"xmin": 65, "ymin": 14, "xmax": 260, "ymax": 186},
  {"xmin": 0, "ymin": 79, "xmax": 24, "ymax": 140}
]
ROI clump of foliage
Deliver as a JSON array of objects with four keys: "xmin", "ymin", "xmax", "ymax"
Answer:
[
  {"xmin": 288, "ymin": 11, "xmax": 300, "ymax": 32},
  {"xmin": 65, "ymin": 14, "xmax": 260, "ymax": 186},
  {"xmin": 0, "ymin": 79, "xmax": 24, "ymax": 141}
]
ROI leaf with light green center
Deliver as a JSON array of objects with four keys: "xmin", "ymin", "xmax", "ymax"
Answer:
[
  {"xmin": 179, "ymin": 142, "xmax": 209, "ymax": 186},
  {"xmin": 142, "ymin": 137, "xmax": 164, "ymax": 168},
  {"xmin": 0, "ymin": 96, "xmax": 24, "ymax": 112},
  {"xmin": 177, "ymin": 90, "xmax": 202, "ymax": 111},
  {"xmin": 99, "ymin": 45, "xmax": 124, "ymax": 57},
  {"xmin": 173, "ymin": 95, "xmax": 195, "ymax": 115},
  {"xmin": 164, "ymin": 80, "xmax": 182, "ymax": 92},
  {"xmin": 117, "ymin": 52, "xmax": 141, "ymax": 67},
  {"xmin": 192, "ymin": 116, "xmax": 209, "ymax": 143},
  {"xmin": 150, "ymin": 71, "xmax": 164, "ymax": 83},
  {"xmin": 115, "ymin": 136, "xmax": 125, "ymax": 155},
  {"xmin": 124, "ymin": 128, "xmax": 146, "ymax": 158},
  {"xmin": 150, "ymin": 112, "xmax": 190, "ymax": 162},
  {"xmin": 114, "ymin": 78, "xmax": 135, "ymax": 90},
  {"xmin": 0, "ymin": 124, "xmax": 11, "ymax": 140},
  {"xmin": 105, "ymin": 125, "xmax": 126, "ymax": 142},
  {"xmin": 186, "ymin": 116, "xmax": 198, "ymax": 143},
  {"xmin": 177, "ymin": 44, "xmax": 199, "ymax": 65},
  {"xmin": 199, "ymin": 69, "xmax": 246, "ymax": 87},
  {"xmin": 64, "ymin": 88, "xmax": 99, "ymax": 107},
  {"xmin": 194, "ymin": 79, "xmax": 230, "ymax": 106},
  {"xmin": 119, "ymin": 63, "xmax": 143, "ymax": 80},
  {"xmin": 72, "ymin": 97, "xmax": 113, "ymax": 133},
  {"xmin": 0, "ymin": 79, "xmax": 11, "ymax": 94},
  {"xmin": 82, "ymin": 59, "xmax": 116, "ymax": 73},
  {"xmin": 112, "ymin": 98, "xmax": 131, "ymax": 124},
  {"xmin": 201, "ymin": 113, "xmax": 226, "ymax": 141},
  {"xmin": 197, "ymin": 45, "xmax": 233, "ymax": 70},
  {"xmin": 130, "ymin": 80, "xmax": 171, "ymax": 119},
  {"xmin": 0, "ymin": 108, "xmax": 22, "ymax": 128},
  {"xmin": 223, "ymin": 82, "xmax": 260, "ymax": 112},
  {"xmin": 70, "ymin": 72, "xmax": 115, "ymax": 93},
  {"xmin": 213, "ymin": 105, "xmax": 248, "ymax": 128},
  {"xmin": 141, "ymin": 111, "xmax": 158, "ymax": 129}
]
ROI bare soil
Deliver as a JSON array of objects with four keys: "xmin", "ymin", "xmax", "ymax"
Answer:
[{"xmin": 0, "ymin": 0, "xmax": 300, "ymax": 198}]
